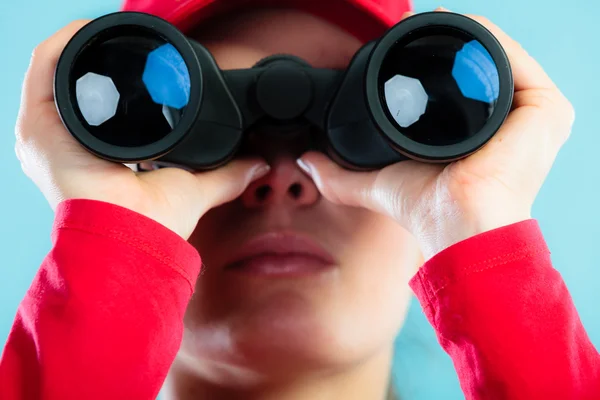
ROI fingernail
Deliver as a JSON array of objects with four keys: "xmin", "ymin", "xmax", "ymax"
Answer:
[
  {"xmin": 296, "ymin": 158, "xmax": 313, "ymax": 177},
  {"xmin": 435, "ymin": 6, "xmax": 450, "ymax": 11},
  {"xmin": 250, "ymin": 164, "xmax": 271, "ymax": 182}
]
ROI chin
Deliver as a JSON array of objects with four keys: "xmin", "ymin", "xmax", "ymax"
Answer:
[{"xmin": 180, "ymin": 286, "xmax": 379, "ymax": 385}]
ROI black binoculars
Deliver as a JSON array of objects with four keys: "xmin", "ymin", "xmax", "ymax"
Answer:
[{"xmin": 54, "ymin": 11, "xmax": 513, "ymax": 170}]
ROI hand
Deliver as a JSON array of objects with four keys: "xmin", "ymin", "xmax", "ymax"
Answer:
[
  {"xmin": 297, "ymin": 10, "xmax": 575, "ymax": 260},
  {"xmin": 15, "ymin": 21, "xmax": 270, "ymax": 240}
]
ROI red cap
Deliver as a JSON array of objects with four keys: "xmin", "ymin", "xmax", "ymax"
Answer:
[{"xmin": 121, "ymin": 0, "xmax": 412, "ymax": 42}]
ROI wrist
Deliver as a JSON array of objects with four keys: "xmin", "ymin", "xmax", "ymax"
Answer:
[{"xmin": 413, "ymin": 204, "xmax": 532, "ymax": 260}]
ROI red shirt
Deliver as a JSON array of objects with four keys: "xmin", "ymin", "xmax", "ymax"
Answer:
[{"xmin": 0, "ymin": 199, "xmax": 598, "ymax": 399}]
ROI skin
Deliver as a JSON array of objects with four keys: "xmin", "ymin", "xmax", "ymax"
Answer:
[
  {"xmin": 170, "ymin": 12, "xmax": 419, "ymax": 400},
  {"xmin": 14, "ymin": 6, "xmax": 574, "ymax": 400}
]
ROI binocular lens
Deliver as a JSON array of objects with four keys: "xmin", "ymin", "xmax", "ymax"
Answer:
[
  {"xmin": 56, "ymin": 12, "xmax": 511, "ymax": 168},
  {"xmin": 379, "ymin": 27, "xmax": 500, "ymax": 146},
  {"xmin": 69, "ymin": 27, "xmax": 191, "ymax": 147}
]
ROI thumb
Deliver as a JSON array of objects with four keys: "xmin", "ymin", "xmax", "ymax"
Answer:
[
  {"xmin": 296, "ymin": 151, "xmax": 387, "ymax": 213},
  {"xmin": 297, "ymin": 152, "xmax": 442, "ymax": 226},
  {"xmin": 194, "ymin": 158, "xmax": 271, "ymax": 209},
  {"xmin": 143, "ymin": 158, "xmax": 270, "ymax": 213},
  {"xmin": 140, "ymin": 158, "xmax": 269, "ymax": 239}
]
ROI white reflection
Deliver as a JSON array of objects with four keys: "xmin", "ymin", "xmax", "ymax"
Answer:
[
  {"xmin": 76, "ymin": 72, "xmax": 120, "ymax": 126},
  {"xmin": 384, "ymin": 75, "xmax": 428, "ymax": 128}
]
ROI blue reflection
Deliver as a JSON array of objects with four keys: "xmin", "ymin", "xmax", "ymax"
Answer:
[
  {"xmin": 142, "ymin": 43, "xmax": 191, "ymax": 110},
  {"xmin": 451, "ymin": 40, "xmax": 499, "ymax": 103}
]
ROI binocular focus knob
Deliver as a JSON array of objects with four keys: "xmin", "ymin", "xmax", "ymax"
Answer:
[{"xmin": 255, "ymin": 63, "xmax": 313, "ymax": 121}]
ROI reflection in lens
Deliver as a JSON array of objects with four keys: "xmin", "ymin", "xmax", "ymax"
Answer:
[
  {"xmin": 379, "ymin": 28, "xmax": 500, "ymax": 146},
  {"xmin": 383, "ymin": 74, "xmax": 428, "ymax": 128},
  {"xmin": 452, "ymin": 40, "xmax": 499, "ymax": 103},
  {"xmin": 70, "ymin": 29, "xmax": 191, "ymax": 147},
  {"xmin": 162, "ymin": 105, "xmax": 182, "ymax": 129},
  {"xmin": 76, "ymin": 72, "xmax": 121, "ymax": 126},
  {"xmin": 142, "ymin": 43, "xmax": 190, "ymax": 110}
]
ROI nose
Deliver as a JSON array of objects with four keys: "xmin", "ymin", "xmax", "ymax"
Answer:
[{"xmin": 240, "ymin": 156, "xmax": 319, "ymax": 208}]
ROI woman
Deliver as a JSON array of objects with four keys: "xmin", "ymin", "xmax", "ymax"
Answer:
[{"xmin": 1, "ymin": 0, "xmax": 598, "ymax": 399}]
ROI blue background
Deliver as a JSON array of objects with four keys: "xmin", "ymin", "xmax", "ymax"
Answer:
[{"xmin": 0, "ymin": 0, "xmax": 597, "ymax": 398}]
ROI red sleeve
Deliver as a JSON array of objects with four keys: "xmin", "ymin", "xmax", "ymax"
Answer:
[
  {"xmin": 410, "ymin": 219, "xmax": 600, "ymax": 400},
  {"xmin": 0, "ymin": 199, "xmax": 201, "ymax": 400}
]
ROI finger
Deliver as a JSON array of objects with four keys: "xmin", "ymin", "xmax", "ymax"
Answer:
[
  {"xmin": 296, "ymin": 151, "xmax": 439, "ymax": 222},
  {"xmin": 297, "ymin": 152, "xmax": 443, "ymax": 225},
  {"xmin": 480, "ymin": 88, "xmax": 574, "ymax": 161},
  {"xmin": 464, "ymin": 14, "xmax": 556, "ymax": 91},
  {"xmin": 22, "ymin": 20, "xmax": 90, "ymax": 107},
  {"xmin": 15, "ymin": 101, "xmax": 113, "ymax": 175},
  {"xmin": 144, "ymin": 158, "xmax": 271, "ymax": 212},
  {"xmin": 446, "ymin": 12, "xmax": 574, "ymax": 164},
  {"xmin": 296, "ymin": 152, "xmax": 379, "ymax": 208},
  {"xmin": 512, "ymin": 87, "xmax": 575, "ymax": 137},
  {"xmin": 433, "ymin": 8, "xmax": 555, "ymax": 92},
  {"xmin": 197, "ymin": 158, "xmax": 272, "ymax": 208}
]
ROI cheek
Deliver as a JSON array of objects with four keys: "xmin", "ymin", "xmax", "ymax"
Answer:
[{"xmin": 332, "ymin": 213, "xmax": 422, "ymax": 344}]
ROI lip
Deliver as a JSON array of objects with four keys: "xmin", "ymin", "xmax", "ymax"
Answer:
[{"xmin": 224, "ymin": 231, "xmax": 336, "ymax": 276}]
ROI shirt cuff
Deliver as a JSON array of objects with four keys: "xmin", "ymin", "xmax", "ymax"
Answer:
[
  {"xmin": 52, "ymin": 199, "xmax": 201, "ymax": 288},
  {"xmin": 409, "ymin": 219, "xmax": 550, "ymax": 311}
]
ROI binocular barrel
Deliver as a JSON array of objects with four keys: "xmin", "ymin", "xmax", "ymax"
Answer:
[{"xmin": 54, "ymin": 11, "xmax": 513, "ymax": 170}]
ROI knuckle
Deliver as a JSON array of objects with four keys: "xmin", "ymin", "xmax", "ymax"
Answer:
[
  {"xmin": 551, "ymin": 91, "xmax": 576, "ymax": 125},
  {"xmin": 31, "ymin": 41, "xmax": 54, "ymax": 66},
  {"xmin": 14, "ymin": 143, "xmax": 30, "ymax": 178},
  {"xmin": 535, "ymin": 90, "xmax": 558, "ymax": 109},
  {"xmin": 477, "ymin": 16, "xmax": 492, "ymax": 26},
  {"xmin": 535, "ymin": 90, "xmax": 575, "ymax": 143},
  {"xmin": 14, "ymin": 143, "xmax": 22, "ymax": 162},
  {"xmin": 469, "ymin": 14, "xmax": 488, "ymax": 23},
  {"xmin": 31, "ymin": 31, "xmax": 56, "ymax": 59},
  {"xmin": 15, "ymin": 109, "xmax": 40, "ymax": 143},
  {"xmin": 30, "ymin": 41, "xmax": 48, "ymax": 63},
  {"xmin": 567, "ymin": 103, "xmax": 576, "ymax": 125},
  {"xmin": 15, "ymin": 105, "xmax": 60, "ymax": 150},
  {"xmin": 526, "ymin": 88, "xmax": 563, "ymax": 113},
  {"xmin": 513, "ymin": 40, "xmax": 526, "ymax": 53},
  {"xmin": 31, "ymin": 20, "xmax": 88, "ymax": 61},
  {"xmin": 473, "ymin": 15, "xmax": 498, "ymax": 32},
  {"xmin": 559, "ymin": 94, "xmax": 576, "ymax": 125},
  {"xmin": 14, "ymin": 113, "xmax": 35, "ymax": 147},
  {"xmin": 469, "ymin": 15, "xmax": 489, "ymax": 27},
  {"xmin": 14, "ymin": 113, "xmax": 26, "ymax": 141},
  {"xmin": 18, "ymin": 161, "xmax": 30, "ymax": 178},
  {"xmin": 69, "ymin": 19, "xmax": 89, "ymax": 27},
  {"xmin": 66, "ymin": 19, "xmax": 90, "ymax": 34},
  {"xmin": 560, "ymin": 98, "xmax": 576, "ymax": 142}
]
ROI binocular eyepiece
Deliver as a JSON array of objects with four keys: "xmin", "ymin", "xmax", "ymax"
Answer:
[{"xmin": 54, "ymin": 11, "xmax": 513, "ymax": 170}]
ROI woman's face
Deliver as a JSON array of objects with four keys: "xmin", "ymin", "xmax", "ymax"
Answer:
[{"xmin": 183, "ymin": 8, "xmax": 422, "ymax": 385}]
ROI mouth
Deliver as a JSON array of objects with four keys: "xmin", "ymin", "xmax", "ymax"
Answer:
[{"xmin": 224, "ymin": 231, "xmax": 336, "ymax": 277}]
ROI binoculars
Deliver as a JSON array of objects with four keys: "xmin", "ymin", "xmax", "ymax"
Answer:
[{"xmin": 54, "ymin": 11, "xmax": 513, "ymax": 170}]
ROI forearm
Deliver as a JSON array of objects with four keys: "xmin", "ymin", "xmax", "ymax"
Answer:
[
  {"xmin": 410, "ymin": 220, "xmax": 600, "ymax": 399},
  {"xmin": 0, "ymin": 200, "xmax": 201, "ymax": 400}
]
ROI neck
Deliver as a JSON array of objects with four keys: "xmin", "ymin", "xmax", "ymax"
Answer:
[{"xmin": 162, "ymin": 347, "xmax": 395, "ymax": 400}]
